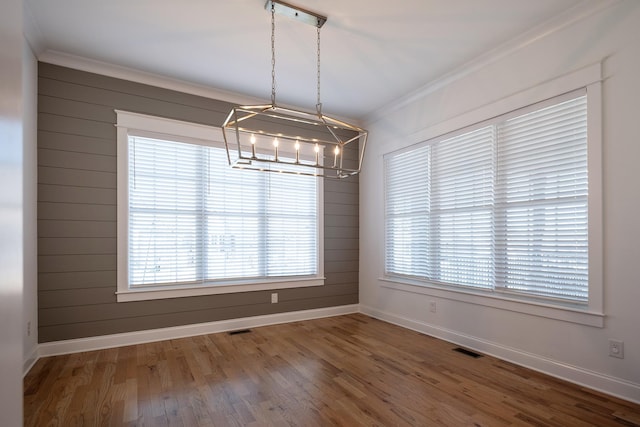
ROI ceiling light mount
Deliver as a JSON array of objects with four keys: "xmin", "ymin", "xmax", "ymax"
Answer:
[
  {"xmin": 222, "ymin": 0, "xmax": 367, "ymax": 179},
  {"xmin": 265, "ymin": 0, "xmax": 326, "ymax": 28}
]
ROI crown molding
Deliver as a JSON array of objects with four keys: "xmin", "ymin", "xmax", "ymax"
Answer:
[
  {"xmin": 38, "ymin": 49, "xmax": 268, "ymax": 108},
  {"xmin": 365, "ymin": 0, "xmax": 621, "ymax": 124}
]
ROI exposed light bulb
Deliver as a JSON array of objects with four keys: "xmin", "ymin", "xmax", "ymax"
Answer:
[
  {"xmin": 273, "ymin": 138, "xmax": 279, "ymax": 161},
  {"xmin": 250, "ymin": 134, "xmax": 257, "ymax": 158}
]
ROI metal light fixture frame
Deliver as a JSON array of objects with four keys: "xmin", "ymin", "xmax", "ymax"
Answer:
[{"xmin": 222, "ymin": 0, "xmax": 368, "ymax": 179}]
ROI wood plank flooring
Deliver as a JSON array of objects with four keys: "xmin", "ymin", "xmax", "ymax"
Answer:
[{"xmin": 24, "ymin": 314, "xmax": 640, "ymax": 426}]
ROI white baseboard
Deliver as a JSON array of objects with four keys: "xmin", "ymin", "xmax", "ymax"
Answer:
[
  {"xmin": 35, "ymin": 304, "xmax": 359, "ymax": 361},
  {"xmin": 359, "ymin": 304, "xmax": 640, "ymax": 405},
  {"xmin": 23, "ymin": 345, "xmax": 39, "ymax": 377}
]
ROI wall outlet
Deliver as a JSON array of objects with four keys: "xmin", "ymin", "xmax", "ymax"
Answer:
[
  {"xmin": 27, "ymin": 321, "xmax": 31, "ymax": 337},
  {"xmin": 609, "ymin": 339, "xmax": 624, "ymax": 359},
  {"xmin": 429, "ymin": 301, "xmax": 437, "ymax": 313},
  {"xmin": 271, "ymin": 293, "xmax": 278, "ymax": 304}
]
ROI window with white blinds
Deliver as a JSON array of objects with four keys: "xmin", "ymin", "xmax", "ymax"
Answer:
[
  {"xmin": 115, "ymin": 111, "xmax": 322, "ymax": 301},
  {"xmin": 384, "ymin": 92, "xmax": 589, "ymax": 303},
  {"xmin": 128, "ymin": 135, "xmax": 318, "ymax": 287}
]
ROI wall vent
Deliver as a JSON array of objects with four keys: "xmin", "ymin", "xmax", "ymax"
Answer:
[
  {"xmin": 453, "ymin": 347, "xmax": 483, "ymax": 358},
  {"xmin": 228, "ymin": 329, "xmax": 252, "ymax": 335}
]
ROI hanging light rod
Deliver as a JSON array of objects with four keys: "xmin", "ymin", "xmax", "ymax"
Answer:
[{"xmin": 265, "ymin": 0, "xmax": 327, "ymax": 28}]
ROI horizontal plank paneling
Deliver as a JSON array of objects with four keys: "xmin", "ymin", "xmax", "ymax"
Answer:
[
  {"xmin": 325, "ymin": 238, "xmax": 358, "ymax": 251},
  {"xmin": 38, "ymin": 148, "xmax": 115, "ymax": 172},
  {"xmin": 324, "ymin": 179, "xmax": 359, "ymax": 194},
  {"xmin": 325, "ymin": 272, "xmax": 359, "ymax": 286},
  {"xmin": 38, "ymin": 166, "xmax": 116, "ymax": 189},
  {"xmin": 38, "ymin": 282, "xmax": 356, "ymax": 311},
  {"xmin": 39, "ymin": 184, "xmax": 116, "ymax": 204},
  {"xmin": 327, "ymin": 191, "xmax": 359, "ymax": 206},
  {"xmin": 38, "ymin": 295, "xmax": 357, "ymax": 342},
  {"xmin": 325, "ymin": 226, "xmax": 359, "ymax": 240},
  {"xmin": 39, "ymin": 271, "xmax": 117, "ymax": 290},
  {"xmin": 324, "ymin": 260, "xmax": 359, "ymax": 274},
  {"xmin": 38, "ymin": 220, "xmax": 116, "ymax": 238},
  {"xmin": 38, "ymin": 254, "xmax": 117, "ymax": 273},
  {"xmin": 38, "ymin": 202, "xmax": 116, "ymax": 221},
  {"xmin": 324, "ymin": 214, "xmax": 359, "ymax": 228},
  {"xmin": 324, "ymin": 249, "xmax": 359, "ymax": 262},
  {"xmin": 39, "ymin": 62, "xmax": 232, "ymax": 113},
  {"xmin": 39, "ymin": 94, "xmax": 117, "ymax": 123},
  {"xmin": 325, "ymin": 202, "xmax": 358, "ymax": 216},
  {"xmin": 39, "ymin": 113, "xmax": 115, "ymax": 139},
  {"xmin": 279, "ymin": 283, "xmax": 358, "ymax": 301},
  {"xmin": 39, "ymin": 77, "xmax": 230, "ymax": 127},
  {"xmin": 37, "ymin": 63, "xmax": 359, "ymax": 342},
  {"xmin": 39, "ymin": 290, "xmax": 353, "ymax": 327},
  {"xmin": 38, "ymin": 131, "xmax": 114, "ymax": 155},
  {"xmin": 38, "ymin": 287, "xmax": 118, "ymax": 308},
  {"xmin": 38, "ymin": 237, "xmax": 116, "ymax": 255}
]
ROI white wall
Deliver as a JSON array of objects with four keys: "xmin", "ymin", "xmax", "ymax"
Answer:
[
  {"xmin": 23, "ymin": 40, "xmax": 38, "ymax": 373},
  {"xmin": 360, "ymin": 1, "xmax": 640, "ymax": 403},
  {"xmin": 0, "ymin": 0, "xmax": 25, "ymax": 424}
]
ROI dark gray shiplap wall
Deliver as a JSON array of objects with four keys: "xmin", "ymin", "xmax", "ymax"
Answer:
[{"xmin": 38, "ymin": 63, "xmax": 359, "ymax": 342}]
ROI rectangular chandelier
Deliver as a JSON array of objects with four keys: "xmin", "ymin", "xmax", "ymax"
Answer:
[
  {"xmin": 222, "ymin": 104, "xmax": 367, "ymax": 179},
  {"xmin": 221, "ymin": 0, "xmax": 368, "ymax": 179}
]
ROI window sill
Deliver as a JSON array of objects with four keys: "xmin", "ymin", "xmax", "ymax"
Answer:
[
  {"xmin": 117, "ymin": 277, "xmax": 325, "ymax": 302},
  {"xmin": 379, "ymin": 276, "xmax": 604, "ymax": 327}
]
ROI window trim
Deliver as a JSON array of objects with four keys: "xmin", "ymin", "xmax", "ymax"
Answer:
[
  {"xmin": 116, "ymin": 111, "xmax": 325, "ymax": 302},
  {"xmin": 380, "ymin": 63, "xmax": 603, "ymax": 326}
]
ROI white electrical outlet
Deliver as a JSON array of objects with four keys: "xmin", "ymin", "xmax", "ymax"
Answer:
[
  {"xmin": 609, "ymin": 339, "xmax": 624, "ymax": 359},
  {"xmin": 429, "ymin": 301, "xmax": 437, "ymax": 313},
  {"xmin": 271, "ymin": 293, "xmax": 278, "ymax": 304}
]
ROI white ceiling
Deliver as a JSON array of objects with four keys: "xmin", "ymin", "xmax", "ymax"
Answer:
[{"xmin": 25, "ymin": 0, "xmax": 598, "ymax": 120}]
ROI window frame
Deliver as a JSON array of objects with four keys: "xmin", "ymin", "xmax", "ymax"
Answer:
[
  {"xmin": 116, "ymin": 111, "xmax": 325, "ymax": 302},
  {"xmin": 381, "ymin": 64, "xmax": 603, "ymax": 327}
]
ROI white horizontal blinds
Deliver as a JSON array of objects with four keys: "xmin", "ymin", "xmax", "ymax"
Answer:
[
  {"xmin": 384, "ymin": 146, "xmax": 430, "ymax": 278},
  {"xmin": 265, "ymin": 165, "xmax": 318, "ymax": 276},
  {"xmin": 128, "ymin": 136, "xmax": 203, "ymax": 286},
  {"xmin": 206, "ymin": 149, "xmax": 263, "ymax": 279},
  {"xmin": 430, "ymin": 126, "xmax": 495, "ymax": 289},
  {"xmin": 495, "ymin": 95, "xmax": 588, "ymax": 300},
  {"xmin": 129, "ymin": 135, "xmax": 319, "ymax": 287}
]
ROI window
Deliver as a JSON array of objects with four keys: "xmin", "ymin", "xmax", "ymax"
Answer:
[
  {"xmin": 385, "ymin": 91, "xmax": 592, "ymax": 306},
  {"xmin": 116, "ymin": 111, "xmax": 324, "ymax": 302}
]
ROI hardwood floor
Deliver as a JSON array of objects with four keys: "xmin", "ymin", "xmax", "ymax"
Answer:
[{"xmin": 24, "ymin": 314, "xmax": 640, "ymax": 426}]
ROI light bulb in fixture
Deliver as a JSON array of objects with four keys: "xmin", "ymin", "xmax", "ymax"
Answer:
[
  {"xmin": 250, "ymin": 134, "xmax": 257, "ymax": 158},
  {"xmin": 273, "ymin": 138, "xmax": 279, "ymax": 161},
  {"xmin": 295, "ymin": 140, "xmax": 300, "ymax": 163}
]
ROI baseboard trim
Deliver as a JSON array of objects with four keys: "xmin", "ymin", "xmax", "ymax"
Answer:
[
  {"xmin": 359, "ymin": 304, "xmax": 640, "ymax": 405},
  {"xmin": 23, "ymin": 346, "xmax": 39, "ymax": 378},
  {"xmin": 36, "ymin": 304, "xmax": 359, "ymax": 360}
]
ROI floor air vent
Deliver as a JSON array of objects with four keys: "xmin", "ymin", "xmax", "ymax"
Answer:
[
  {"xmin": 228, "ymin": 329, "xmax": 251, "ymax": 335},
  {"xmin": 453, "ymin": 347, "xmax": 483, "ymax": 358}
]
